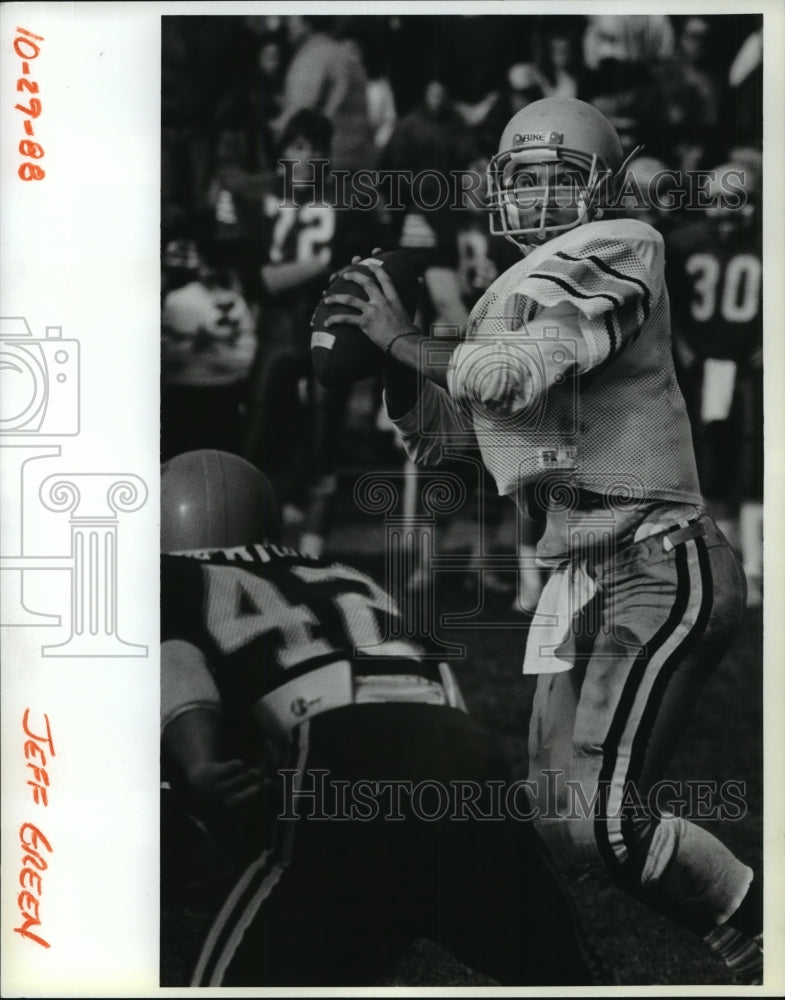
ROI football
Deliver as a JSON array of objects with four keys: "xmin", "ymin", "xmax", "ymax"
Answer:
[{"xmin": 310, "ymin": 251, "xmax": 421, "ymax": 389}]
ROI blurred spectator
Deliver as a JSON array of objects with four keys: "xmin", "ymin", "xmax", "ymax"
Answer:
[
  {"xmin": 367, "ymin": 74, "xmax": 398, "ymax": 155},
  {"xmin": 434, "ymin": 15, "xmax": 529, "ymax": 110},
  {"xmin": 332, "ymin": 15, "xmax": 398, "ymax": 155},
  {"xmin": 385, "ymin": 80, "xmax": 476, "ymax": 329},
  {"xmin": 656, "ymin": 17, "xmax": 721, "ymax": 171},
  {"xmin": 255, "ymin": 33, "xmax": 287, "ymax": 173},
  {"xmin": 582, "ymin": 13, "xmax": 675, "ymax": 68},
  {"xmin": 162, "ymin": 17, "xmax": 275, "ymax": 237},
  {"xmin": 161, "ymin": 243, "xmax": 257, "ymax": 461},
  {"xmin": 204, "ymin": 130, "xmax": 268, "ymax": 306},
  {"xmin": 385, "ymin": 79, "xmax": 476, "ymax": 233},
  {"xmin": 476, "ymin": 63, "xmax": 547, "ymax": 159},
  {"xmin": 274, "ymin": 15, "xmax": 375, "ymax": 174},
  {"xmin": 580, "ymin": 15, "xmax": 673, "ymax": 158},
  {"xmin": 728, "ymin": 146, "xmax": 762, "ymax": 192},
  {"xmin": 161, "ymin": 19, "xmax": 215, "ymax": 224},
  {"xmin": 388, "ymin": 15, "xmax": 524, "ymax": 117},
  {"xmin": 727, "ymin": 27, "xmax": 763, "ymax": 149},
  {"xmin": 536, "ymin": 29, "xmax": 580, "ymax": 98}
]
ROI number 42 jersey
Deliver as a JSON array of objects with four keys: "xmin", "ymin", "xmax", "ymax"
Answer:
[{"xmin": 161, "ymin": 544, "xmax": 453, "ymax": 742}]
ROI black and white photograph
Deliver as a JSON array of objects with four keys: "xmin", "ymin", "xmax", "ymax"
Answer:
[
  {"xmin": 1, "ymin": 3, "xmax": 783, "ymax": 997},
  {"xmin": 159, "ymin": 8, "xmax": 769, "ymax": 989}
]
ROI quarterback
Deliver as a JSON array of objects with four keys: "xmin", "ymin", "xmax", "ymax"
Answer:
[{"xmin": 323, "ymin": 98, "xmax": 762, "ymax": 982}]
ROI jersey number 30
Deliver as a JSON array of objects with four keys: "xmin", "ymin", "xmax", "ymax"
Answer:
[{"xmin": 686, "ymin": 252, "xmax": 761, "ymax": 324}]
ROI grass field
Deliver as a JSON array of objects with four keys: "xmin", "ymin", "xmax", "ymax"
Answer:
[{"xmin": 161, "ymin": 442, "xmax": 763, "ymax": 988}]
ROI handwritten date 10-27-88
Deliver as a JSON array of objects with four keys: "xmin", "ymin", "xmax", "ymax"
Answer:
[{"xmin": 14, "ymin": 27, "xmax": 45, "ymax": 181}]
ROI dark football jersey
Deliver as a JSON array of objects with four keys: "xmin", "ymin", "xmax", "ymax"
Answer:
[
  {"xmin": 209, "ymin": 169, "xmax": 337, "ymax": 270},
  {"xmin": 261, "ymin": 186, "xmax": 336, "ymax": 271},
  {"xmin": 161, "ymin": 544, "xmax": 443, "ymax": 739},
  {"xmin": 666, "ymin": 219, "xmax": 762, "ymax": 363},
  {"xmin": 259, "ymin": 175, "xmax": 340, "ymax": 338}
]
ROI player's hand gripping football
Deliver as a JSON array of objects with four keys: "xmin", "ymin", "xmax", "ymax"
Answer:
[{"xmin": 323, "ymin": 257, "xmax": 414, "ymax": 353}]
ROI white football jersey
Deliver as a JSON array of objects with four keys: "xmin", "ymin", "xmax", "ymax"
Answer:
[{"xmin": 392, "ymin": 218, "xmax": 702, "ymax": 555}]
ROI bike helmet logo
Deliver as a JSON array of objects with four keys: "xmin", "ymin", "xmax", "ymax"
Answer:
[{"xmin": 512, "ymin": 131, "xmax": 563, "ymax": 145}]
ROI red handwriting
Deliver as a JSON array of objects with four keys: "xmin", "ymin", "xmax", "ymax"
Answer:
[
  {"xmin": 23, "ymin": 708, "xmax": 55, "ymax": 805},
  {"xmin": 15, "ymin": 823, "xmax": 52, "ymax": 948},
  {"xmin": 14, "ymin": 27, "xmax": 45, "ymax": 180},
  {"xmin": 15, "ymin": 711, "xmax": 55, "ymax": 949}
]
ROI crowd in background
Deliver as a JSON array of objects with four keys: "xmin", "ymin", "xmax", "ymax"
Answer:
[{"xmin": 160, "ymin": 13, "xmax": 763, "ymax": 595}]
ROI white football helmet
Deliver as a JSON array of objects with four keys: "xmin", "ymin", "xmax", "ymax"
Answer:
[{"xmin": 487, "ymin": 97, "xmax": 639, "ymax": 247}]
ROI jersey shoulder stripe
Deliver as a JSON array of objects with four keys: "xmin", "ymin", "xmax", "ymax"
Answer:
[
  {"xmin": 525, "ymin": 269, "xmax": 621, "ymax": 311},
  {"xmin": 516, "ymin": 220, "xmax": 660, "ymax": 327},
  {"xmin": 555, "ymin": 250, "xmax": 651, "ymax": 319}
]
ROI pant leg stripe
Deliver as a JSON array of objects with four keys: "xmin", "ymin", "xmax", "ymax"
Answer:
[
  {"xmin": 594, "ymin": 542, "xmax": 695, "ymax": 869},
  {"xmin": 208, "ymin": 864, "xmax": 286, "ymax": 986},
  {"xmin": 190, "ymin": 851, "xmax": 275, "ymax": 986},
  {"xmin": 605, "ymin": 538, "xmax": 708, "ymax": 862},
  {"xmin": 619, "ymin": 537, "xmax": 713, "ymax": 854},
  {"xmin": 191, "ymin": 721, "xmax": 311, "ymax": 986}
]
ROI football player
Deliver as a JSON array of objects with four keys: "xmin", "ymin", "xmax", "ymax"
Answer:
[
  {"xmin": 240, "ymin": 109, "xmax": 348, "ymax": 556},
  {"xmin": 666, "ymin": 158, "xmax": 762, "ymax": 607},
  {"xmin": 160, "ymin": 449, "xmax": 595, "ymax": 987},
  {"xmin": 322, "ymin": 98, "xmax": 762, "ymax": 983}
]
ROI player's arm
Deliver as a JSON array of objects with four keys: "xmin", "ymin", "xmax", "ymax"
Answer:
[
  {"xmin": 261, "ymin": 259, "xmax": 331, "ymax": 296},
  {"xmin": 447, "ymin": 229, "xmax": 662, "ymax": 416},
  {"xmin": 324, "ymin": 264, "xmax": 590, "ymax": 420},
  {"xmin": 383, "ymin": 361, "xmax": 475, "ymax": 466},
  {"xmin": 161, "ymin": 639, "xmax": 264, "ymax": 811}
]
